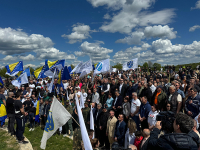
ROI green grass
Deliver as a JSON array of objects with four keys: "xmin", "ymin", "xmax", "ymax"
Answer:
[
  {"xmin": 0, "ymin": 129, "xmax": 20, "ymax": 150},
  {"xmin": 24, "ymin": 126, "xmax": 73, "ymax": 150}
]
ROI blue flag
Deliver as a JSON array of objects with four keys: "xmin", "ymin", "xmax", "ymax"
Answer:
[
  {"xmin": 0, "ymin": 76, "xmax": 4, "ymax": 88},
  {"xmin": 68, "ymin": 66, "xmax": 72, "ymax": 73},
  {"xmin": 5, "ymin": 61, "xmax": 23, "ymax": 76},
  {"xmin": 62, "ymin": 66, "xmax": 71, "ymax": 80}
]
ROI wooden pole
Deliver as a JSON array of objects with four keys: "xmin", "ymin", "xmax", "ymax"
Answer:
[{"xmin": 71, "ymin": 116, "xmax": 80, "ymax": 127}]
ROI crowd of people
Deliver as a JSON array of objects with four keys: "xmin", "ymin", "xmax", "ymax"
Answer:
[{"xmin": 1, "ymin": 67, "xmax": 200, "ymax": 150}]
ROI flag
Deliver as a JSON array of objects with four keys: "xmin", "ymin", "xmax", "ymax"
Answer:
[
  {"xmin": 0, "ymin": 103, "xmax": 7, "ymax": 124},
  {"xmin": 16, "ymin": 68, "xmax": 31, "ymax": 77},
  {"xmin": 48, "ymin": 70, "xmax": 56, "ymax": 93},
  {"xmin": 62, "ymin": 66, "xmax": 71, "ymax": 80},
  {"xmin": 45, "ymin": 60, "xmax": 65, "ymax": 71},
  {"xmin": 75, "ymin": 95, "xmax": 93, "ymax": 150},
  {"xmin": 90, "ymin": 105, "xmax": 94, "ymax": 130},
  {"xmin": 5, "ymin": 61, "xmax": 23, "ymax": 76},
  {"xmin": 0, "ymin": 76, "xmax": 4, "ymax": 88},
  {"xmin": 79, "ymin": 59, "xmax": 93, "ymax": 78},
  {"xmin": 34, "ymin": 65, "xmax": 48, "ymax": 79},
  {"xmin": 68, "ymin": 66, "xmax": 72, "ymax": 73},
  {"xmin": 123, "ymin": 58, "xmax": 138, "ymax": 71},
  {"xmin": 11, "ymin": 72, "xmax": 28, "ymax": 88},
  {"xmin": 40, "ymin": 96, "xmax": 71, "ymax": 149},
  {"xmin": 94, "ymin": 59, "xmax": 110, "ymax": 75},
  {"xmin": 35, "ymin": 100, "xmax": 40, "ymax": 123},
  {"xmin": 71, "ymin": 61, "xmax": 83, "ymax": 73}
]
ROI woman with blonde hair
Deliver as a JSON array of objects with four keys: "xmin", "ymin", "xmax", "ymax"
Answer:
[{"xmin": 124, "ymin": 118, "xmax": 137, "ymax": 149}]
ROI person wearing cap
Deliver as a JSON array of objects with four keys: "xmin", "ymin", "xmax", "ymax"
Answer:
[
  {"xmin": 151, "ymin": 85, "xmax": 167, "ymax": 111},
  {"xmin": 82, "ymin": 102, "xmax": 90, "ymax": 129},
  {"xmin": 63, "ymin": 100, "xmax": 73, "ymax": 138}
]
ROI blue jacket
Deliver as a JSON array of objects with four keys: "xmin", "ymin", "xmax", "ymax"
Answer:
[
  {"xmin": 114, "ymin": 120, "xmax": 126, "ymax": 146},
  {"xmin": 126, "ymin": 85, "xmax": 138, "ymax": 98},
  {"xmin": 139, "ymin": 101, "xmax": 151, "ymax": 119},
  {"xmin": 185, "ymin": 95, "xmax": 200, "ymax": 118}
]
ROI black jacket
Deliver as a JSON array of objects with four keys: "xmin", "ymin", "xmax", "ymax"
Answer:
[
  {"xmin": 94, "ymin": 108, "xmax": 102, "ymax": 126},
  {"xmin": 98, "ymin": 111, "xmax": 109, "ymax": 129},
  {"xmin": 140, "ymin": 87, "xmax": 153, "ymax": 101},
  {"xmin": 149, "ymin": 128, "xmax": 199, "ymax": 150}
]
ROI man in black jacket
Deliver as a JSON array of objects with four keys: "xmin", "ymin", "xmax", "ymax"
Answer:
[
  {"xmin": 149, "ymin": 112, "xmax": 199, "ymax": 150},
  {"xmin": 140, "ymin": 83, "xmax": 152, "ymax": 101},
  {"xmin": 6, "ymin": 92, "xmax": 15, "ymax": 135},
  {"xmin": 98, "ymin": 107, "xmax": 109, "ymax": 149},
  {"xmin": 113, "ymin": 91, "xmax": 123, "ymax": 118}
]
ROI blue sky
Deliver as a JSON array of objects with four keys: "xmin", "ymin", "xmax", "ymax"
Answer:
[{"xmin": 0, "ymin": 0, "xmax": 200, "ymax": 68}]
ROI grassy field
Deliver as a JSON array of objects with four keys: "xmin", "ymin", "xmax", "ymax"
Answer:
[
  {"xmin": 0, "ymin": 129, "xmax": 20, "ymax": 150},
  {"xmin": 24, "ymin": 126, "xmax": 73, "ymax": 150}
]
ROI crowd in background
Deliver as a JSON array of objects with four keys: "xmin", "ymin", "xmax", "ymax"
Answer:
[{"xmin": 1, "ymin": 66, "xmax": 200, "ymax": 150}]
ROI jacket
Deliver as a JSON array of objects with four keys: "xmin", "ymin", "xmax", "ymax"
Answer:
[
  {"xmin": 98, "ymin": 111, "xmax": 109, "ymax": 129},
  {"xmin": 106, "ymin": 116, "xmax": 118, "ymax": 137},
  {"xmin": 100, "ymin": 94, "xmax": 107, "ymax": 105},
  {"xmin": 139, "ymin": 138, "xmax": 150, "ymax": 150},
  {"xmin": 140, "ymin": 87, "xmax": 153, "ymax": 101},
  {"xmin": 119, "ymin": 84, "xmax": 128, "ymax": 98},
  {"xmin": 122, "ymin": 102, "xmax": 131, "ymax": 117},
  {"xmin": 113, "ymin": 95, "xmax": 123, "ymax": 108},
  {"xmin": 167, "ymin": 91, "xmax": 179, "ymax": 114},
  {"xmin": 149, "ymin": 128, "xmax": 199, "ymax": 150},
  {"xmin": 139, "ymin": 101, "xmax": 151, "ymax": 119},
  {"xmin": 185, "ymin": 95, "xmax": 200, "ymax": 119},
  {"xmin": 114, "ymin": 121, "xmax": 126, "ymax": 146},
  {"xmin": 151, "ymin": 90, "xmax": 167, "ymax": 110},
  {"xmin": 126, "ymin": 85, "xmax": 137, "ymax": 98},
  {"xmin": 94, "ymin": 108, "xmax": 102, "ymax": 126},
  {"xmin": 92, "ymin": 92, "xmax": 99, "ymax": 104},
  {"xmin": 43, "ymin": 104, "xmax": 50, "ymax": 116}
]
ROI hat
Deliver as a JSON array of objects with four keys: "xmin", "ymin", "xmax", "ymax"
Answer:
[{"xmin": 41, "ymin": 87, "xmax": 43, "ymax": 89}]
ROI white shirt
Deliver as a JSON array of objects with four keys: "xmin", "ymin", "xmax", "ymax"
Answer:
[
  {"xmin": 63, "ymin": 82, "xmax": 69, "ymax": 90},
  {"xmin": 29, "ymin": 84, "xmax": 35, "ymax": 92},
  {"xmin": 119, "ymin": 84, "xmax": 123, "ymax": 94},
  {"xmin": 150, "ymin": 85, "xmax": 156, "ymax": 94},
  {"xmin": 131, "ymin": 99, "xmax": 141, "ymax": 116},
  {"xmin": 148, "ymin": 110, "xmax": 159, "ymax": 126},
  {"xmin": 168, "ymin": 94, "xmax": 182, "ymax": 102},
  {"xmin": 82, "ymin": 92, "xmax": 87, "ymax": 102}
]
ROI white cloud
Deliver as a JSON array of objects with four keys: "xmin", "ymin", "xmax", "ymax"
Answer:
[
  {"xmin": 2, "ymin": 55, "xmax": 17, "ymax": 61},
  {"xmin": 0, "ymin": 27, "xmax": 72, "ymax": 61},
  {"xmin": 77, "ymin": 41, "xmax": 113, "ymax": 63},
  {"xmin": 144, "ymin": 25, "xmax": 177, "ymax": 39},
  {"xmin": 24, "ymin": 64, "xmax": 37, "ymax": 68},
  {"xmin": 189, "ymin": 25, "xmax": 200, "ymax": 32},
  {"xmin": 62, "ymin": 24, "xmax": 92, "ymax": 44},
  {"xmin": 191, "ymin": 0, "xmax": 200, "ymax": 9},
  {"xmin": 87, "ymin": 0, "xmax": 123, "ymax": 10},
  {"xmin": 116, "ymin": 31, "xmax": 144, "ymax": 45},
  {"xmin": 0, "ymin": 27, "xmax": 54, "ymax": 55},
  {"xmin": 19, "ymin": 54, "xmax": 35, "ymax": 61},
  {"xmin": 116, "ymin": 25, "xmax": 177, "ymax": 45},
  {"xmin": 40, "ymin": 62, "xmax": 45, "ymax": 65},
  {"xmin": 103, "ymin": 13, "xmax": 111, "ymax": 19},
  {"xmin": 151, "ymin": 39, "xmax": 184, "ymax": 54},
  {"xmin": 95, "ymin": 0, "xmax": 176, "ymax": 34}
]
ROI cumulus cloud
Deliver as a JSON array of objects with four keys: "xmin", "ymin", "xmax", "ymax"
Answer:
[
  {"xmin": 0, "ymin": 27, "xmax": 74, "ymax": 61},
  {"xmin": 189, "ymin": 25, "xmax": 200, "ymax": 32},
  {"xmin": 92, "ymin": 0, "xmax": 176, "ymax": 34},
  {"xmin": 116, "ymin": 25, "xmax": 177, "ymax": 45},
  {"xmin": 144, "ymin": 25, "xmax": 177, "ymax": 39},
  {"xmin": 151, "ymin": 39, "xmax": 184, "ymax": 54},
  {"xmin": 24, "ymin": 64, "xmax": 37, "ymax": 68},
  {"xmin": 2, "ymin": 54, "xmax": 35, "ymax": 61},
  {"xmin": 62, "ymin": 24, "xmax": 94, "ymax": 44},
  {"xmin": 103, "ymin": 13, "xmax": 111, "ymax": 19},
  {"xmin": 76, "ymin": 41, "xmax": 113, "ymax": 63},
  {"xmin": 191, "ymin": 0, "xmax": 200, "ymax": 9}
]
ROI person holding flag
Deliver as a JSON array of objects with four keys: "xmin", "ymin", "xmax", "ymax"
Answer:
[{"xmin": 0, "ymin": 87, "xmax": 7, "ymax": 128}]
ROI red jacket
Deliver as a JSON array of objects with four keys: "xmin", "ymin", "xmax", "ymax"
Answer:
[{"xmin": 134, "ymin": 136, "xmax": 143, "ymax": 150}]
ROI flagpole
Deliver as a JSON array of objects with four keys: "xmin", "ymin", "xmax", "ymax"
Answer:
[{"xmin": 71, "ymin": 116, "xmax": 80, "ymax": 127}]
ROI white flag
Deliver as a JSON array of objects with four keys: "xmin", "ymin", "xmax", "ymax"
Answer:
[
  {"xmin": 94, "ymin": 59, "xmax": 110, "ymax": 75},
  {"xmin": 40, "ymin": 96, "xmax": 71, "ymax": 149},
  {"xmin": 80, "ymin": 92, "xmax": 85, "ymax": 109},
  {"xmin": 48, "ymin": 70, "xmax": 56, "ymax": 93},
  {"xmin": 90, "ymin": 105, "xmax": 94, "ymax": 130},
  {"xmin": 79, "ymin": 59, "xmax": 93, "ymax": 78},
  {"xmin": 71, "ymin": 61, "xmax": 83, "ymax": 73},
  {"xmin": 11, "ymin": 72, "xmax": 28, "ymax": 88},
  {"xmin": 75, "ymin": 95, "xmax": 93, "ymax": 150},
  {"xmin": 123, "ymin": 58, "xmax": 138, "ymax": 71},
  {"xmin": 20, "ymin": 72, "xmax": 28, "ymax": 85}
]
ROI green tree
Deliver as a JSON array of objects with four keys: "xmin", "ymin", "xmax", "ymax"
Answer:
[
  {"xmin": 153, "ymin": 63, "xmax": 161, "ymax": 71},
  {"xmin": 0, "ymin": 67, "xmax": 10, "ymax": 78},
  {"xmin": 143, "ymin": 62, "xmax": 148, "ymax": 68},
  {"xmin": 112, "ymin": 63, "xmax": 122, "ymax": 70},
  {"xmin": 71, "ymin": 64, "xmax": 75, "ymax": 70}
]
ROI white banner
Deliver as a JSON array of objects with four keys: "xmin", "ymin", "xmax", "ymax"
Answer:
[{"xmin": 123, "ymin": 58, "xmax": 138, "ymax": 71}]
